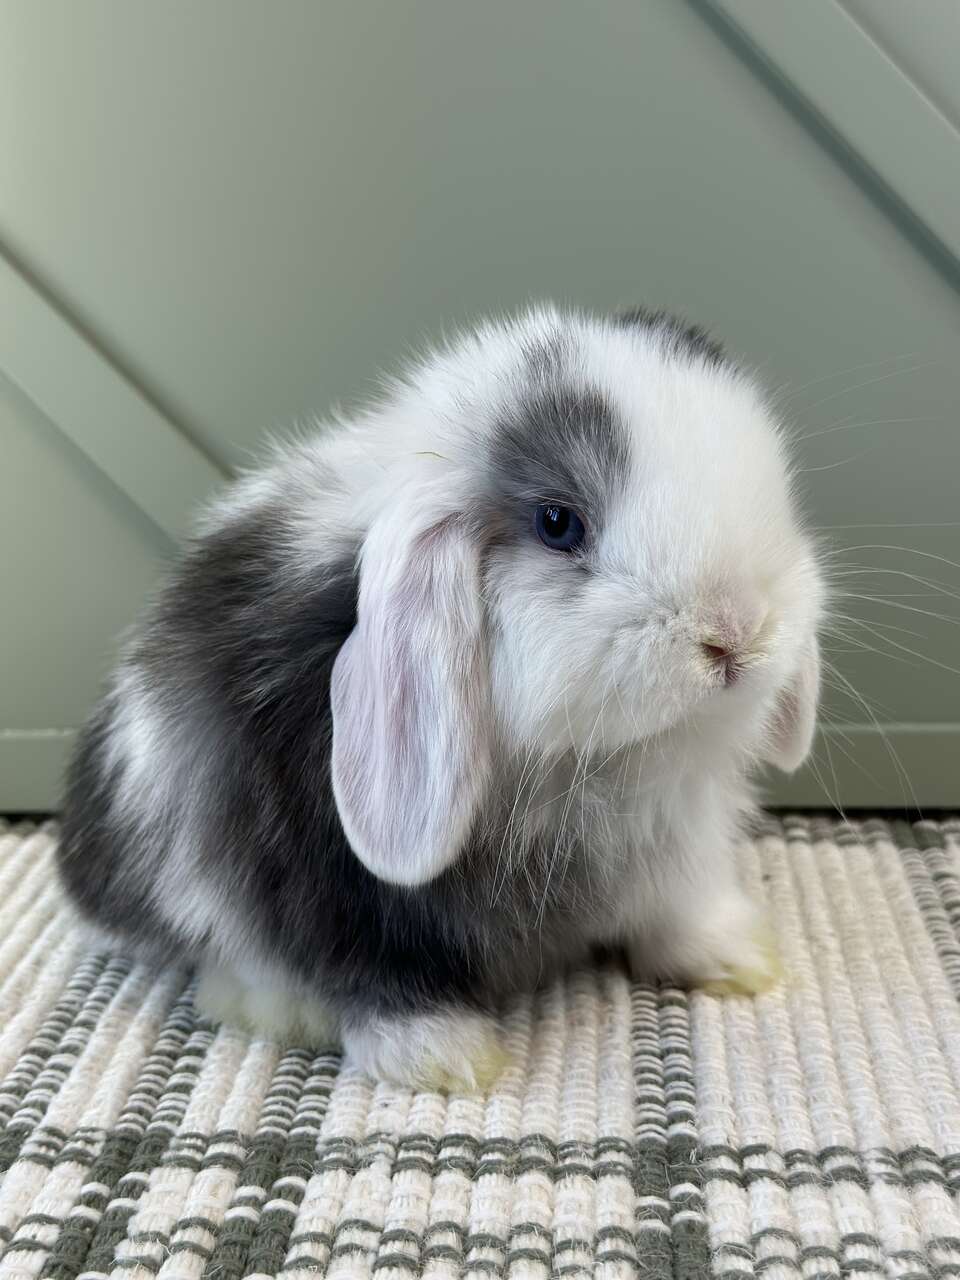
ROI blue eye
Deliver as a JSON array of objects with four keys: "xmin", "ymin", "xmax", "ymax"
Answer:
[{"xmin": 535, "ymin": 504, "xmax": 587, "ymax": 552}]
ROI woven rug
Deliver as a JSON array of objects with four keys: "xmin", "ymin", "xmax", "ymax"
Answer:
[{"xmin": 2, "ymin": 817, "xmax": 960, "ymax": 1280}]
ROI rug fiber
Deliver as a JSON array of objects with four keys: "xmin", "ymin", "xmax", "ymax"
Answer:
[{"xmin": 1, "ymin": 815, "xmax": 960, "ymax": 1279}]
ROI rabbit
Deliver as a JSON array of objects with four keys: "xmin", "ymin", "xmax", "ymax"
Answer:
[{"xmin": 57, "ymin": 304, "xmax": 822, "ymax": 1091}]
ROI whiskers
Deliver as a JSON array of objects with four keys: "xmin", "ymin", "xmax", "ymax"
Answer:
[
  {"xmin": 814, "ymin": 533, "xmax": 960, "ymax": 814},
  {"xmin": 801, "ymin": 342, "xmax": 959, "ymax": 664},
  {"xmin": 773, "ymin": 347, "xmax": 952, "ymax": 812},
  {"xmin": 778, "ymin": 352, "xmax": 943, "ymax": 477},
  {"xmin": 490, "ymin": 662, "xmax": 629, "ymax": 945}
]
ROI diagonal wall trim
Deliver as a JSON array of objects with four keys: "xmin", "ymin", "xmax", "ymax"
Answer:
[
  {"xmin": 692, "ymin": 0, "xmax": 960, "ymax": 293},
  {"xmin": 0, "ymin": 248, "xmax": 228, "ymax": 544}
]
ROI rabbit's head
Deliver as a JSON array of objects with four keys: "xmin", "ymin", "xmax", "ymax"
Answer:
[{"xmin": 331, "ymin": 307, "xmax": 822, "ymax": 884}]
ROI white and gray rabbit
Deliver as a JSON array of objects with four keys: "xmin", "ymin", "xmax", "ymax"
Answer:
[{"xmin": 58, "ymin": 305, "xmax": 822, "ymax": 1090}]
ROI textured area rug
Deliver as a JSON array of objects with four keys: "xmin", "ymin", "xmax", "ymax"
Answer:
[{"xmin": 1, "ymin": 816, "xmax": 960, "ymax": 1280}]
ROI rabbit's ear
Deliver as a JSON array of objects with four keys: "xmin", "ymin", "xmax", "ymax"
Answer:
[
  {"xmin": 331, "ymin": 504, "xmax": 490, "ymax": 886},
  {"xmin": 763, "ymin": 635, "xmax": 820, "ymax": 772}
]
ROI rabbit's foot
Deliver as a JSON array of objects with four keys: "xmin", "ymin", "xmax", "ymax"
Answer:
[
  {"xmin": 628, "ymin": 888, "xmax": 782, "ymax": 996},
  {"xmin": 343, "ymin": 1006, "xmax": 508, "ymax": 1092}
]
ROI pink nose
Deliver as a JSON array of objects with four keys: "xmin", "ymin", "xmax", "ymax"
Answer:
[{"xmin": 701, "ymin": 641, "xmax": 742, "ymax": 687}]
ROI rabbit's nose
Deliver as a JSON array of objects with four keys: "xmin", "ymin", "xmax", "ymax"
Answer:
[
  {"xmin": 699, "ymin": 603, "xmax": 768, "ymax": 686},
  {"xmin": 700, "ymin": 640, "xmax": 742, "ymax": 687}
]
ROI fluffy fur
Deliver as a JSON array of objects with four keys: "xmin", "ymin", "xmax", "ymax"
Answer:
[{"xmin": 58, "ymin": 305, "xmax": 823, "ymax": 1089}]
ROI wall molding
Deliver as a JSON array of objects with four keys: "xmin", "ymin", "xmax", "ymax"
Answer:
[
  {"xmin": 692, "ymin": 0, "xmax": 960, "ymax": 293},
  {"xmin": 0, "ymin": 248, "xmax": 228, "ymax": 544}
]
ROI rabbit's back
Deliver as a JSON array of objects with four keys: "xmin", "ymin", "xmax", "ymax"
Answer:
[{"xmin": 58, "ymin": 501, "xmax": 358, "ymax": 961}]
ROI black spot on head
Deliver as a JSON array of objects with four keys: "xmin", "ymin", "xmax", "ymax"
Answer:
[
  {"xmin": 613, "ymin": 306, "xmax": 728, "ymax": 368},
  {"xmin": 486, "ymin": 383, "xmax": 629, "ymax": 541}
]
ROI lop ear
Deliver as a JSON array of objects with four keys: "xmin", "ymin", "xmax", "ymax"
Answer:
[
  {"xmin": 763, "ymin": 635, "xmax": 820, "ymax": 773},
  {"xmin": 330, "ymin": 504, "xmax": 490, "ymax": 886}
]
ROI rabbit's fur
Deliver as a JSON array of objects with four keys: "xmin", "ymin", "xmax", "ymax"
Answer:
[{"xmin": 58, "ymin": 306, "xmax": 822, "ymax": 1089}]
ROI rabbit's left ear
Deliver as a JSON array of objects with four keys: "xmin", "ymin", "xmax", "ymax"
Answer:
[
  {"xmin": 330, "ymin": 501, "xmax": 491, "ymax": 886},
  {"xmin": 763, "ymin": 635, "xmax": 820, "ymax": 772}
]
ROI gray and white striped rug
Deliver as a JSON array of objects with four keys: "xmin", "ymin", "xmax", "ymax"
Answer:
[{"xmin": 1, "ymin": 814, "xmax": 960, "ymax": 1280}]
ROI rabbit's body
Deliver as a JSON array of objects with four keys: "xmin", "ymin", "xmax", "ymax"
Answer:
[{"xmin": 59, "ymin": 306, "xmax": 821, "ymax": 1088}]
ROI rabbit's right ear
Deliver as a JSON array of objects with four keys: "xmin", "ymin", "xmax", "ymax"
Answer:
[
  {"xmin": 763, "ymin": 634, "xmax": 820, "ymax": 773},
  {"xmin": 330, "ymin": 497, "xmax": 491, "ymax": 887}
]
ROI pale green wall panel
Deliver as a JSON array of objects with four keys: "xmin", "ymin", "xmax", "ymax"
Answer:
[
  {"xmin": 1, "ymin": 0, "xmax": 958, "ymax": 808},
  {"xmin": 3, "ymin": 2, "xmax": 958, "ymax": 466},
  {"xmin": 0, "ymin": 251, "xmax": 228, "ymax": 544},
  {"xmin": 764, "ymin": 728, "xmax": 960, "ymax": 813},
  {"xmin": 0, "ymin": 372, "xmax": 176, "ymax": 807},
  {"xmin": 0, "ymin": 733, "xmax": 76, "ymax": 816}
]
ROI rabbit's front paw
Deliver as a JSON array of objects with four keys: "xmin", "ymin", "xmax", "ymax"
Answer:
[
  {"xmin": 631, "ymin": 888, "xmax": 782, "ymax": 995},
  {"xmin": 343, "ymin": 1007, "xmax": 508, "ymax": 1092},
  {"xmin": 694, "ymin": 916, "xmax": 782, "ymax": 996}
]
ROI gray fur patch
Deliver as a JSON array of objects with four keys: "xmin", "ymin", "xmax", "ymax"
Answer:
[{"xmin": 486, "ymin": 381, "xmax": 629, "ymax": 539}]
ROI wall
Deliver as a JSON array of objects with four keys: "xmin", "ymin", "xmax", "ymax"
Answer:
[{"xmin": 2, "ymin": 0, "xmax": 958, "ymax": 810}]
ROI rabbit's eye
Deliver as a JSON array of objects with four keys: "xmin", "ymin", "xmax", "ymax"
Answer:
[{"xmin": 534, "ymin": 504, "xmax": 586, "ymax": 553}]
